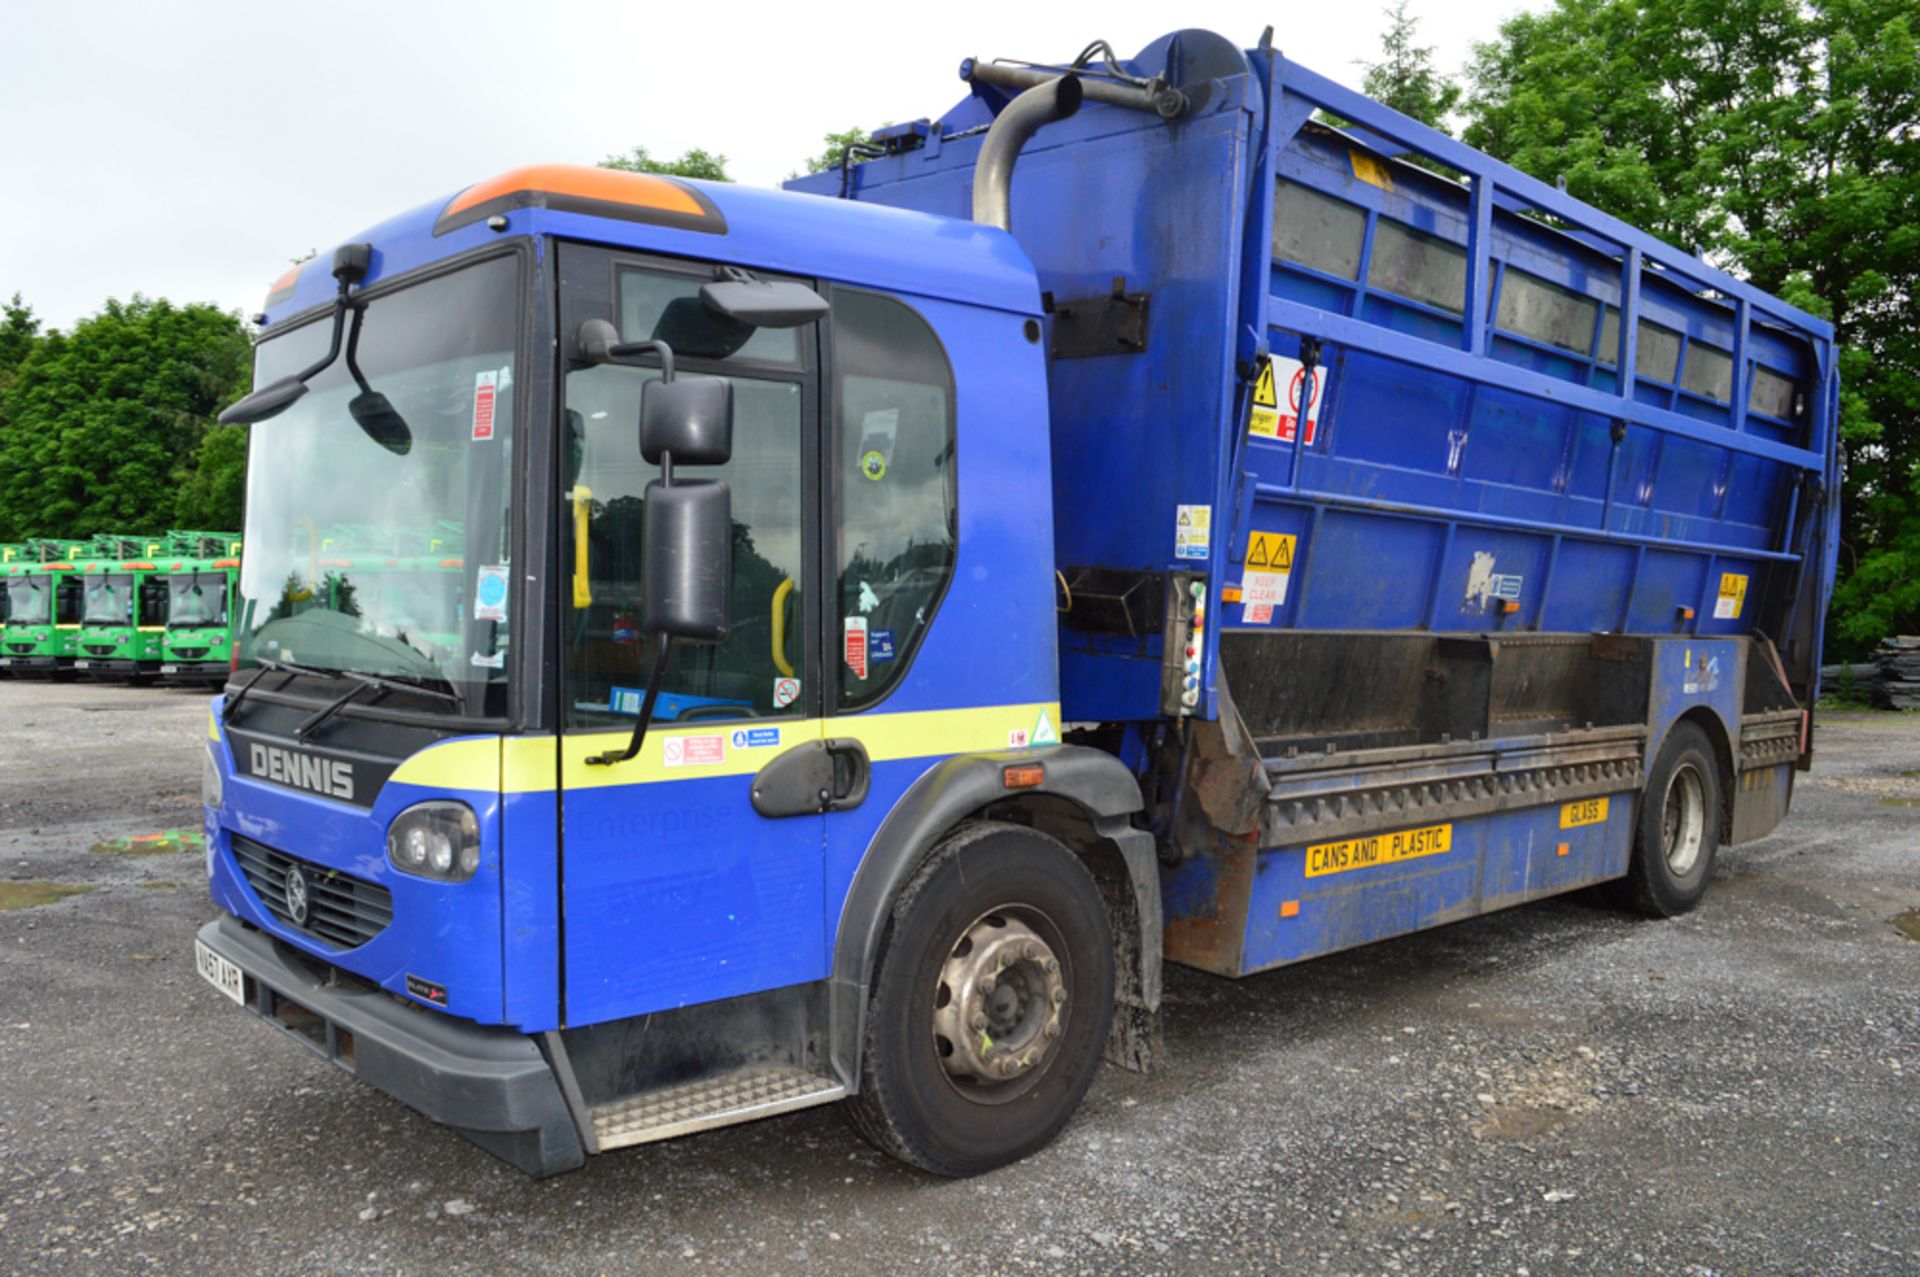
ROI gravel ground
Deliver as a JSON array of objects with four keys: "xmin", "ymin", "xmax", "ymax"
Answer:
[{"xmin": 0, "ymin": 678, "xmax": 1915, "ymax": 1276}]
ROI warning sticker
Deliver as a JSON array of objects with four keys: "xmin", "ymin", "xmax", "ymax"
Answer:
[
  {"xmin": 730, "ymin": 727, "xmax": 781, "ymax": 750},
  {"xmin": 1241, "ymin": 532, "xmax": 1296, "ymax": 624},
  {"xmin": 1008, "ymin": 727, "xmax": 1030, "ymax": 748},
  {"xmin": 1248, "ymin": 356, "xmax": 1329, "ymax": 445},
  {"xmin": 1304, "ymin": 822, "xmax": 1451, "ymax": 878},
  {"xmin": 1349, "ymin": 149, "xmax": 1394, "ymax": 192},
  {"xmin": 662, "ymin": 734, "xmax": 725, "ymax": 768},
  {"xmin": 1031, "ymin": 709, "xmax": 1059, "ymax": 747},
  {"xmin": 473, "ymin": 564, "xmax": 509, "ymax": 622},
  {"xmin": 1175, "ymin": 504, "xmax": 1212, "ymax": 561},
  {"xmin": 1560, "ymin": 797, "xmax": 1609, "ymax": 829},
  {"xmin": 844, "ymin": 615, "xmax": 869, "ymax": 681},
  {"xmin": 772, "ymin": 676, "xmax": 800, "ymax": 709},
  {"xmin": 1714, "ymin": 572, "xmax": 1748, "ymax": 620},
  {"xmin": 472, "ymin": 370, "xmax": 499, "ymax": 441}
]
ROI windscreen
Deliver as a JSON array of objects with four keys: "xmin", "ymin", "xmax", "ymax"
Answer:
[
  {"xmin": 81, "ymin": 574, "xmax": 133, "ymax": 626},
  {"xmin": 234, "ymin": 253, "xmax": 519, "ymax": 715},
  {"xmin": 4, "ymin": 576, "xmax": 50, "ymax": 625},
  {"xmin": 166, "ymin": 573, "xmax": 228, "ymax": 627}
]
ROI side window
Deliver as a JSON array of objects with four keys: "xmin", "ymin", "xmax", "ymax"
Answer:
[
  {"xmin": 832, "ymin": 290, "xmax": 956, "ymax": 711},
  {"xmin": 562, "ymin": 266, "xmax": 809, "ymax": 728}
]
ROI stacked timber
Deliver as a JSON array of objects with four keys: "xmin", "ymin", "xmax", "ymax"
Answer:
[{"xmin": 1873, "ymin": 637, "xmax": 1920, "ymax": 710}]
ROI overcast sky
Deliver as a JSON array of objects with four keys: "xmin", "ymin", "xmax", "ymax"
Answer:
[{"xmin": 3, "ymin": 0, "xmax": 1543, "ymax": 332}]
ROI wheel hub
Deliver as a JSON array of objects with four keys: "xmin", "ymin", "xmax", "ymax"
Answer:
[
  {"xmin": 1663, "ymin": 762, "xmax": 1706, "ymax": 875},
  {"xmin": 931, "ymin": 912, "xmax": 1068, "ymax": 1086}
]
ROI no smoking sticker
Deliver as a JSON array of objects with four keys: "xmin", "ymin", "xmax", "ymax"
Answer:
[{"xmin": 1247, "ymin": 355, "xmax": 1328, "ymax": 445}]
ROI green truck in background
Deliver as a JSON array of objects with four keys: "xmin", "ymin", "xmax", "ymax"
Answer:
[
  {"xmin": 157, "ymin": 533, "xmax": 244, "ymax": 684},
  {"xmin": 1, "ymin": 539, "xmax": 91, "ymax": 678}
]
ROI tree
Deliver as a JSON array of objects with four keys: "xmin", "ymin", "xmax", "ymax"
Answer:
[
  {"xmin": 801, "ymin": 126, "xmax": 881, "ymax": 176},
  {"xmin": 1361, "ymin": 1, "xmax": 1462, "ymax": 132},
  {"xmin": 1461, "ymin": 0, "xmax": 1920, "ymax": 657},
  {"xmin": 598, "ymin": 146, "xmax": 731, "ymax": 182},
  {"xmin": 0, "ymin": 294, "xmax": 39, "ymax": 380},
  {"xmin": 0, "ymin": 297, "xmax": 253, "ymax": 540},
  {"xmin": 174, "ymin": 421, "xmax": 250, "ymax": 530}
]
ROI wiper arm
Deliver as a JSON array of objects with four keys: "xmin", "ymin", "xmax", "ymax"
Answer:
[
  {"xmin": 296, "ymin": 666, "xmax": 462, "ymax": 741},
  {"xmin": 221, "ymin": 656, "xmax": 329, "ymax": 723}
]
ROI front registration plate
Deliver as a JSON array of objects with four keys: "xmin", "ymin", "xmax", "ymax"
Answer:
[
  {"xmin": 74, "ymin": 660, "xmax": 91, "ymax": 669},
  {"xmin": 195, "ymin": 939, "xmax": 245, "ymax": 1005},
  {"xmin": 160, "ymin": 664, "xmax": 178, "ymax": 674}
]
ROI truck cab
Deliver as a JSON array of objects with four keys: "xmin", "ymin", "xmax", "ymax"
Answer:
[
  {"xmin": 2, "ymin": 558, "xmax": 82, "ymax": 677},
  {"xmin": 158, "ymin": 552, "xmax": 241, "ymax": 684},
  {"xmin": 73, "ymin": 557, "xmax": 169, "ymax": 681}
]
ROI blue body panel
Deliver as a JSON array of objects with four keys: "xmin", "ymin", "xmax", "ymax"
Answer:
[{"xmin": 798, "ymin": 34, "xmax": 1840, "ymax": 729}]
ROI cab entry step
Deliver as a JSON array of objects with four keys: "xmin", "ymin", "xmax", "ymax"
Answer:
[{"xmin": 590, "ymin": 1065, "xmax": 845, "ymax": 1151}]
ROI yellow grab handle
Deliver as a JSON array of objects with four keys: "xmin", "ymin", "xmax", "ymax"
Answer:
[
  {"xmin": 771, "ymin": 576, "xmax": 795, "ymax": 677},
  {"xmin": 570, "ymin": 486, "xmax": 593, "ymax": 609}
]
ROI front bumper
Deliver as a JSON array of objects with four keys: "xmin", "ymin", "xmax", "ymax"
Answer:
[
  {"xmin": 74, "ymin": 658, "xmax": 156, "ymax": 678},
  {"xmin": 162, "ymin": 660, "xmax": 229, "ymax": 682},
  {"xmin": 0, "ymin": 655, "xmax": 60, "ymax": 675},
  {"xmin": 195, "ymin": 915, "xmax": 584, "ymax": 1176}
]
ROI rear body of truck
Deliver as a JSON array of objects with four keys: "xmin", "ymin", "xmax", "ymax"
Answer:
[{"xmin": 194, "ymin": 29, "xmax": 1838, "ymax": 1178}]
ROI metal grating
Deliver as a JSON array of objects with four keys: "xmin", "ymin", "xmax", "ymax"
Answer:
[
  {"xmin": 231, "ymin": 835, "xmax": 393, "ymax": 951},
  {"xmin": 591, "ymin": 1065, "xmax": 844, "ymax": 1151}
]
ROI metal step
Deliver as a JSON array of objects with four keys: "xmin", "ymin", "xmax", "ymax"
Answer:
[{"xmin": 590, "ymin": 1065, "xmax": 846, "ymax": 1152}]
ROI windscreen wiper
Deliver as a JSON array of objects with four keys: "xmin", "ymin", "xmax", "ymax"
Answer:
[
  {"xmin": 221, "ymin": 656, "xmax": 334, "ymax": 724},
  {"xmin": 296, "ymin": 667, "xmax": 462, "ymax": 741}
]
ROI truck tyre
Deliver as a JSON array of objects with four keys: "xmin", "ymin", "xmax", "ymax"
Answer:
[
  {"xmin": 844, "ymin": 820, "xmax": 1115, "ymax": 1176},
  {"xmin": 1623, "ymin": 720, "xmax": 1723, "ymax": 917}
]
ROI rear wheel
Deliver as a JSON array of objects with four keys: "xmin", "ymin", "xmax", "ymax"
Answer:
[
  {"xmin": 844, "ymin": 821, "xmax": 1114, "ymax": 1176},
  {"xmin": 1623, "ymin": 720, "xmax": 1723, "ymax": 917}
]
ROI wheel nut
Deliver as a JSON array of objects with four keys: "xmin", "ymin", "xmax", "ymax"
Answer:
[
  {"xmin": 970, "ymin": 1013, "xmax": 988, "ymax": 1032},
  {"xmin": 1045, "ymin": 958, "xmax": 1059, "ymax": 974},
  {"xmin": 1051, "ymin": 988, "xmax": 1067, "ymax": 1006},
  {"xmin": 1044, "ymin": 1022, "xmax": 1060, "ymax": 1039},
  {"xmin": 1025, "ymin": 943, "xmax": 1042, "ymax": 960},
  {"xmin": 980, "ymin": 975, "xmax": 997, "ymax": 995}
]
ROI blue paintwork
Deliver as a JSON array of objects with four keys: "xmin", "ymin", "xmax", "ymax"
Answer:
[{"xmin": 804, "ymin": 32, "xmax": 1839, "ymax": 732}]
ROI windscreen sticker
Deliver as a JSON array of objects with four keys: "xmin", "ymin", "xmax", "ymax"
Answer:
[
  {"xmin": 772, "ymin": 676, "xmax": 800, "ymax": 708},
  {"xmin": 1714, "ymin": 572, "xmax": 1748, "ymax": 620},
  {"xmin": 662, "ymin": 734, "xmax": 725, "ymax": 768},
  {"xmin": 1248, "ymin": 356, "xmax": 1328, "ymax": 445},
  {"xmin": 471, "ymin": 370, "xmax": 499, "ymax": 441},
  {"xmin": 870, "ymin": 628, "xmax": 896, "ymax": 662},
  {"xmin": 1175, "ymin": 504, "xmax": 1212, "ymax": 561},
  {"xmin": 844, "ymin": 615, "xmax": 869, "ymax": 680},
  {"xmin": 469, "ymin": 650, "xmax": 504, "ymax": 669},
  {"xmin": 474, "ymin": 564, "xmax": 509, "ymax": 622},
  {"xmin": 858, "ymin": 409, "xmax": 897, "ymax": 481}
]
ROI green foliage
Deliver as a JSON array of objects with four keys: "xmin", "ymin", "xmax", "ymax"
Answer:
[
  {"xmin": 598, "ymin": 146, "xmax": 731, "ymax": 182},
  {"xmin": 0, "ymin": 294, "xmax": 39, "ymax": 379},
  {"xmin": 1361, "ymin": 1, "xmax": 1462, "ymax": 132},
  {"xmin": 173, "ymin": 421, "xmax": 250, "ymax": 530},
  {"xmin": 801, "ymin": 126, "xmax": 880, "ymax": 176},
  {"xmin": 0, "ymin": 297, "xmax": 253, "ymax": 541},
  {"xmin": 1462, "ymin": 0, "xmax": 1920, "ymax": 657}
]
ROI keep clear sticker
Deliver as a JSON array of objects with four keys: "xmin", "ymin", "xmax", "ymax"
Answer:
[
  {"xmin": 1175, "ymin": 504, "xmax": 1211, "ymax": 561},
  {"xmin": 473, "ymin": 564, "xmax": 509, "ymax": 622},
  {"xmin": 1241, "ymin": 531, "xmax": 1297, "ymax": 624},
  {"xmin": 471, "ymin": 370, "xmax": 499, "ymax": 441}
]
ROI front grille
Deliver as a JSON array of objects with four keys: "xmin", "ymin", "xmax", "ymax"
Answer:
[
  {"xmin": 172, "ymin": 646, "xmax": 210, "ymax": 659},
  {"xmin": 6, "ymin": 642, "xmax": 34, "ymax": 654},
  {"xmin": 84, "ymin": 643, "xmax": 117, "ymax": 656},
  {"xmin": 231, "ymin": 835, "xmax": 393, "ymax": 950}
]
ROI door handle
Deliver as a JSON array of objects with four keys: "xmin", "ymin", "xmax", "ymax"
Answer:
[{"xmin": 751, "ymin": 737, "xmax": 870, "ymax": 818}]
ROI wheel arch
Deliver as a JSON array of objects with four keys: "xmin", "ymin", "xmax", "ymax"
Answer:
[
  {"xmin": 828, "ymin": 744, "xmax": 1158, "ymax": 1090},
  {"xmin": 1672, "ymin": 705, "xmax": 1736, "ymax": 841}
]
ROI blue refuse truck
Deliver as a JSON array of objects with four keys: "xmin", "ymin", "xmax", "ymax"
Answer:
[{"xmin": 194, "ymin": 29, "xmax": 1840, "ymax": 1178}]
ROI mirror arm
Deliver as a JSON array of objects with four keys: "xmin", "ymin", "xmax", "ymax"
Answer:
[{"xmin": 587, "ymin": 637, "xmax": 675, "ymax": 767}]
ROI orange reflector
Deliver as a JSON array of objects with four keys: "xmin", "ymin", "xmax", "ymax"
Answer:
[
  {"xmin": 212, "ymin": 559, "xmax": 239, "ymax": 568},
  {"xmin": 434, "ymin": 164, "xmax": 726, "ymax": 237},
  {"xmin": 1556, "ymin": 842, "xmax": 1570, "ymax": 858},
  {"xmin": 121, "ymin": 562, "xmax": 156, "ymax": 570},
  {"xmin": 1002, "ymin": 763, "xmax": 1046, "ymax": 790},
  {"xmin": 263, "ymin": 263, "xmax": 302, "ymax": 308},
  {"xmin": 1280, "ymin": 900, "xmax": 1300, "ymax": 919},
  {"xmin": 1677, "ymin": 605, "xmax": 1695, "ymax": 620},
  {"xmin": 1499, "ymin": 599, "xmax": 1521, "ymax": 614},
  {"xmin": 1221, "ymin": 586, "xmax": 1244, "ymax": 603}
]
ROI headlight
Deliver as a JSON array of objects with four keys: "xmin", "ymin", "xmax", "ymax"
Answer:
[
  {"xmin": 202, "ymin": 743, "xmax": 223, "ymax": 810},
  {"xmin": 387, "ymin": 802, "xmax": 481, "ymax": 882}
]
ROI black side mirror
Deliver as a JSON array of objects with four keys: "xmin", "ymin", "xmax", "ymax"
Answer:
[
  {"xmin": 641, "ymin": 376, "xmax": 732, "ymax": 465},
  {"xmin": 700, "ymin": 277, "xmax": 830, "ymax": 329},
  {"xmin": 644, "ymin": 479, "xmax": 732, "ymax": 643},
  {"xmin": 349, "ymin": 391, "xmax": 412, "ymax": 455},
  {"xmin": 219, "ymin": 375, "xmax": 308, "ymax": 426}
]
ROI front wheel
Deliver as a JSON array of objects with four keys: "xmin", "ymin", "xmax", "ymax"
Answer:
[
  {"xmin": 1623, "ymin": 720, "xmax": 1723, "ymax": 917},
  {"xmin": 844, "ymin": 821, "xmax": 1115, "ymax": 1176}
]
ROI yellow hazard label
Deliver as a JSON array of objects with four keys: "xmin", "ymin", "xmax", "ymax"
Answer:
[
  {"xmin": 1304, "ymin": 822, "xmax": 1451, "ymax": 878},
  {"xmin": 1559, "ymin": 796, "xmax": 1610, "ymax": 829},
  {"xmin": 1714, "ymin": 572, "xmax": 1748, "ymax": 620},
  {"xmin": 1349, "ymin": 149, "xmax": 1394, "ymax": 192},
  {"xmin": 1246, "ymin": 531, "xmax": 1295, "ymax": 571},
  {"xmin": 1248, "ymin": 358, "xmax": 1280, "ymax": 438}
]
